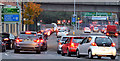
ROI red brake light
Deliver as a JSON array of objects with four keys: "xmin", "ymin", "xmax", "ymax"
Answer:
[
  {"xmin": 91, "ymin": 42, "xmax": 97, "ymax": 46},
  {"xmin": 34, "ymin": 39, "xmax": 40, "ymax": 43},
  {"xmin": 4, "ymin": 38, "xmax": 9, "ymax": 41},
  {"xmin": 40, "ymin": 39, "xmax": 44, "ymax": 42},
  {"xmin": 71, "ymin": 43, "xmax": 74, "ymax": 47},
  {"xmin": 115, "ymin": 33, "xmax": 118, "ymax": 36},
  {"xmin": 106, "ymin": 33, "xmax": 109, "ymax": 35},
  {"xmin": 16, "ymin": 39, "xmax": 22, "ymax": 43},
  {"xmin": 37, "ymin": 33, "xmax": 41, "ymax": 34},
  {"xmin": 111, "ymin": 43, "xmax": 116, "ymax": 47},
  {"xmin": 25, "ymin": 31, "xmax": 31, "ymax": 34}
]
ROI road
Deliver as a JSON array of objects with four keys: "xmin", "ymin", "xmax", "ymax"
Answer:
[{"xmin": 1, "ymin": 31, "xmax": 119, "ymax": 61}]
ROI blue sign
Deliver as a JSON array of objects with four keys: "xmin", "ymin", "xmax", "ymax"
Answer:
[
  {"xmin": 4, "ymin": 14, "xmax": 19, "ymax": 22},
  {"xmin": 72, "ymin": 17, "xmax": 76, "ymax": 22}
]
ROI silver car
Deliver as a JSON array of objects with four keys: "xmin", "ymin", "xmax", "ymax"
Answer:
[
  {"xmin": 77, "ymin": 35, "xmax": 116, "ymax": 59},
  {"xmin": 14, "ymin": 31, "xmax": 42, "ymax": 54}
]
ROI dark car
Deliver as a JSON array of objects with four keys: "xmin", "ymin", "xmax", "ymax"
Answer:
[
  {"xmin": 1, "ymin": 33, "xmax": 15, "ymax": 49},
  {"xmin": 0, "ymin": 37, "xmax": 6, "ymax": 52},
  {"xmin": 37, "ymin": 34, "xmax": 47, "ymax": 51}
]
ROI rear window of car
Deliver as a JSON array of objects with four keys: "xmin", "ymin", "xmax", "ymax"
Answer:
[
  {"xmin": 95, "ymin": 37, "xmax": 112, "ymax": 46},
  {"xmin": 18, "ymin": 34, "xmax": 37, "ymax": 39},
  {"xmin": 72, "ymin": 37, "xmax": 84, "ymax": 43},
  {"xmin": 2, "ymin": 33, "xmax": 9, "ymax": 38}
]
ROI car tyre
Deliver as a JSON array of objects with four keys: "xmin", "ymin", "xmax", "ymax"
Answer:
[
  {"xmin": 36, "ymin": 50, "xmax": 41, "ymax": 54},
  {"xmin": 111, "ymin": 56, "xmax": 116, "ymax": 59},
  {"xmin": 76, "ymin": 50, "xmax": 80, "ymax": 58},
  {"xmin": 2, "ymin": 46, "xmax": 6, "ymax": 52},
  {"xmin": 98, "ymin": 56, "xmax": 101, "ymax": 59},
  {"xmin": 88, "ymin": 51, "xmax": 93, "ymax": 59},
  {"xmin": 61, "ymin": 50, "xmax": 65, "ymax": 56},
  {"xmin": 45, "ymin": 45, "xmax": 47, "ymax": 51},
  {"xmin": 14, "ymin": 49, "xmax": 20, "ymax": 53},
  {"xmin": 57, "ymin": 50, "xmax": 61, "ymax": 54},
  {"xmin": 67, "ymin": 49, "xmax": 71, "ymax": 56}
]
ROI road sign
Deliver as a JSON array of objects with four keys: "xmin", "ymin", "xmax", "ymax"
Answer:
[
  {"xmin": 2, "ymin": 14, "xmax": 19, "ymax": 22},
  {"xmin": 82, "ymin": 12, "xmax": 112, "ymax": 16},
  {"xmin": 2, "ymin": 8, "xmax": 19, "ymax": 13},
  {"xmin": 72, "ymin": 17, "xmax": 76, "ymax": 25},
  {"xmin": 92, "ymin": 16, "xmax": 108, "ymax": 20}
]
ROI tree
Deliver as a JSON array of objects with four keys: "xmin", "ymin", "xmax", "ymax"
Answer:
[{"xmin": 23, "ymin": 2, "xmax": 43, "ymax": 31}]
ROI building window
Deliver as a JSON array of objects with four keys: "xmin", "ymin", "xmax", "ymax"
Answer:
[
  {"xmin": 10, "ymin": 24, "xmax": 12, "ymax": 33},
  {"xmin": 13, "ymin": 24, "xmax": 15, "ymax": 33},
  {"xmin": 6, "ymin": 24, "xmax": 9, "ymax": 33},
  {"xmin": 2, "ymin": 23, "xmax": 4, "ymax": 33}
]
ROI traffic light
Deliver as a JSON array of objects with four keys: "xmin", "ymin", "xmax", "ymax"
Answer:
[
  {"xmin": 57, "ymin": 20, "xmax": 61, "ymax": 24},
  {"xmin": 115, "ymin": 21, "xmax": 119, "ymax": 24},
  {"xmin": 40, "ymin": 20, "xmax": 42, "ymax": 22},
  {"xmin": 68, "ymin": 20, "xmax": 71, "ymax": 23},
  {"xmin": 79, "ymin": 20, "xmax": 83, "ymax": 23},
  {"xmin": 62, "ymin": 20, "xmax": 66, "ymax": 23}
]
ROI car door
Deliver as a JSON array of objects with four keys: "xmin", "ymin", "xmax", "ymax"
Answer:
[
  {"xmin": 83, "ymin": 37, "xmax": 92, "ymax": 54},
  {"xmin": 62, "ymin": 37, "xmax": 71, "ymax": 53},
  {"xmin": 79, "ymin": 37, "xmax": 88, "ymax": 55}
]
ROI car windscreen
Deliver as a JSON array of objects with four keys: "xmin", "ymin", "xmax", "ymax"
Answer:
[
  {"xmin": 2, "ymin": 34, "xmax": 9, "ymax": 38},
  {"xmin": 59, "ymin": 30, "xmax": 64, "ymax": 32},
  {"xmin": 18, "ymin": 34, "xmax": 38, "ymax": 39},
  {"xmin": 72, "ymin": 37, "xmax": 84, "ymax": 43},
  {"xmin": 61, "ymin": 37, "xmax": 68, "ymax": 41},
  {"xmin": 95, "ymin": 37, "xmax": 112, "ymax": 47}
]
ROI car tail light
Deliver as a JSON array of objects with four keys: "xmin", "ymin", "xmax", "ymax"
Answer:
[
  {"xmin": 16, "ymin": 39, "xmax": 22, "ymax": 43},
  {"xmin": 91, "ymin": 42, "xmax": 97, "ymax": 46},
  {"xmin": 40, "ymin": 39, "xmax": 44, "ymax": 43},
  {"xmin": 106, "ymin": 33, "xmax": 109, "ymax": 35},
  {"xmin": 115, "ymin": 33, "xmax": 118, "ymax": 36},
  {"xmin": 71, "ymin": 43, "xmax": 74, "ymax": 47},
  {"xmin": 25, "ymin": 31, "xmax": 31, "ymax": 34},
  {"xmin": 59, "ymin": 42, "xmax": 62, "ymax": 45},
  {"xmin": 34, "ymin": 39, "xmax": 40, "ymax": 43},
  {"xmin": 37, "ymin": 32, "xmax": 41, "ymax": 34},
  {"xmin": 4, "ymin": 38, "xmax": 9, "ymax": 41},
  {"xmin": 111, "ymin": 43, "xmax": 116, "ymax": 47}
]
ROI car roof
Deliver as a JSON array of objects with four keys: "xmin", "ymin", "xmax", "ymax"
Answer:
[
  {"xmin": 62, "ymin": 36, "xmax": 86, "ymax": 38},
  {"xmin": 89, "ymin": 35, "xmax": 108, "ymax": 38}
]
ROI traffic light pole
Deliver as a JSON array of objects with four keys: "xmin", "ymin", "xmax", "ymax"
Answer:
[{"xmin": 73, "ymin": 0, "xmax": 76, "ymax": 35}]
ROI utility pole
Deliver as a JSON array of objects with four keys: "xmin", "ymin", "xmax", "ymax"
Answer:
[{"xmin": 73, "ymin": 0, "xmax": 76, "ymax": 35}]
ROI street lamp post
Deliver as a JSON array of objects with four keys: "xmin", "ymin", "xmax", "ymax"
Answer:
[{"xmin": 73, "ymin": 0, "xmax": 76, "ymax": 35}]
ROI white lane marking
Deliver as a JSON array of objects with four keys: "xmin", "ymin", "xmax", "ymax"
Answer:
[{"xmin": 5, "ymin": 53, "xmax": 8, "ymax": 56}]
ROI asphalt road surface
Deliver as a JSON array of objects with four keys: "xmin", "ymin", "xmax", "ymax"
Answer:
[{"xmin": 1, "ymin": 31, "xmax": 119, "ymax": 61}]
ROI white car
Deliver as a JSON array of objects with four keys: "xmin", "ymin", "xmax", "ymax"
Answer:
[
  {"xmin": 57, "ymin": 30, "xmax": 68, "ymax": 38},
  {"xmin": 76, "ymin": 35, "xmax": 116, "ymax": 59},
  {"xmin": 57, "ymin": 36, "xmax": 68, "ymax": 54},
  {"xmin": 84, "ymin": 27, "xmax": 91, "ymax": 33}
]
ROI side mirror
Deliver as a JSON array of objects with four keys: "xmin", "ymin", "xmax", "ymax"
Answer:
[{"xmin": 57, "ymin": 39, "xmax": 60, "ymax": 42}]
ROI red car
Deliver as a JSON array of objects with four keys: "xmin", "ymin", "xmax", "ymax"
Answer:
[{"xmin": 61, "ymin": 36, "xmax": 85, "ymax": 56}]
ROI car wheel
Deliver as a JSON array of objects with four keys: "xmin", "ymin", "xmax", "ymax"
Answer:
[
  {"xmin": 57, "ymin": 50, "xmax": 61, "ymax": 54},
  {"xmin": 61, "ymin": 49, "xmax": 65, "ymax": 56},
  {"xmin": 45, "ymin": 45, "xmax": 47, "ymax": 51},
  {"xmin": 67, "ymin": 49, "xmax": 71, "ymax": 56},
  {"xmin": 88, "ymin": 51, "xmax": 93, "ymax": 59},
  {"xmin": 98, "ymin": 56, "xmax": 101, "ymax": 59},
  {"xmin": 2, "ymin": 46, "xmax": 6, "ymax": 52},
  {"xmin": 14, "ymin": 49, "xmax": 20, "ymax": 53},
  {"xmin": 36, "ymin": 50, "xmax": 41, "ymax": 54},
  {"xmin": 76, "ymin": 50, "xmax": 80, "ymax": 58},
  {"xmin": 111, "ymin": 56, "xmax": 116, "ymax": 59}
]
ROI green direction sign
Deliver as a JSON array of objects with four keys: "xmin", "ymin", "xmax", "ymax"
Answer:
[
  {"xmin": 82, "ymin": 12, "xmax": 112, "ymax": 16},
  {"xmin": 2, "ymin": 8, "xmax": 19, "ymax": 13}
]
